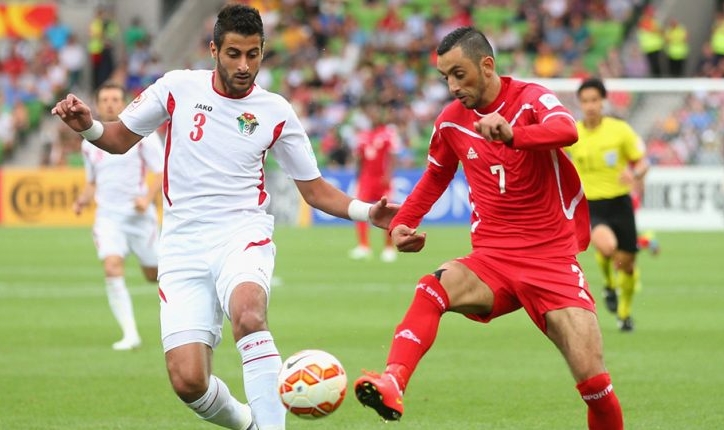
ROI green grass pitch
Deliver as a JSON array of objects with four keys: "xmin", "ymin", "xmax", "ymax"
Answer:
[{"xmin": 1, "ymin": 226, "xmax": 723, "ymax": 429}]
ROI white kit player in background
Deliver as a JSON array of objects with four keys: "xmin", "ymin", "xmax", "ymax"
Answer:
[
  {"xmin": 73, "ymin": 82, "xmax": 164, "ymax": 351},
  {"xmin": 53, "ymin": 5, "xmax": 397, "ymax": 430}
]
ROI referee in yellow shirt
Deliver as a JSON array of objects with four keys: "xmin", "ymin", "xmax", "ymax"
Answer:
[{"xmin": 567, "ymin": 78, "xmax": 650, "ymax": 332}]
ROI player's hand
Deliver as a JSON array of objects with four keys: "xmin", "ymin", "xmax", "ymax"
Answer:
[
  {"xmin": 134, "ymin": 196, "xmax": 150, "ymax": 213},
  {"xmin": 73, "ymin": 199, "xmax": 87, "ymax": 216},
  {"xmin": 474, "ymin": 113, "xmax": 513, "ymax": 143},
  {"xmin": 391, "ymin": 224, "xmax": 426, "ymax": 253},
  {"xmin": 369, "ymin": 196, "xmax": 400, "ymax": 230},
  {"xmin": 51, "ymin": 94, "xmax": 93, "ymax": 132}
]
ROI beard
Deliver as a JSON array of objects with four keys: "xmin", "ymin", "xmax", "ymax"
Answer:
[{"xmin": 217, "ymin": 63, "xmax": 255, "ymax": 96}]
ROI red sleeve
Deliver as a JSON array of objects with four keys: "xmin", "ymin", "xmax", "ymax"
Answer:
[
  {"xmin": 509, "ymin": 113, "xmax": 578, "ymax": 150},
  {"xmin": 389, "ymin": 126, "xmax": 458, "ymax": 231},
  {"xmin": 508, "ymin": 87, "xmax": 578, "ymax": 151}
]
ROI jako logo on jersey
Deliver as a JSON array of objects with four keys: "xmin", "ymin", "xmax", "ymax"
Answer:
[
  {"xmin": 237, "ymin": 112, "xmax": 259, "ymax": 136},
  {"xmin": 466, "ymin": 147, "xmax": 478, "ymax": 159},
  {"xmin": 194, "ymin": 103, "xmax": 213, "ymax": 111}
]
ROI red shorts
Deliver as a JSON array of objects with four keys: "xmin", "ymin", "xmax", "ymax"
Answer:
[
  {"xmin": 457, "ymin": 250, "xmax": 597, "ymax": 333},
  {"xmin": 356, "ymin": 182, "xmax": 390, "ymax": 203}
]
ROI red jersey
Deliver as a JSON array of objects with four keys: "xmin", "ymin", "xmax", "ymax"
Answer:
[
  {"xmin": 391, "ymin": 77, "xmax": 590, "ymax": 257},
  {"xmin": 356, "ymin": 124, "xmax": 400, "ymax": 186}
]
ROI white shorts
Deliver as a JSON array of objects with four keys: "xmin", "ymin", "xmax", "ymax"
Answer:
[
  {"xmin": 92, "ymin": 212, "xmax": 159, "ymax": 267},
  {"xmin": 158, "ymin": 227, "xmax": 276, "ymax": 352}
]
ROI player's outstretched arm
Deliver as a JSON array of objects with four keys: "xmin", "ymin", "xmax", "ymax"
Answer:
[
  {"xmin": 294, "ymin": 177, "xmax": 399, "ymax": 228},
  {"xmin": 51, "ymin": 94, "xmax": 143, "ymax": 154}
]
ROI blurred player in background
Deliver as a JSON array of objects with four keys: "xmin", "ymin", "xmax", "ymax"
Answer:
[
  {"xmin": 73, "ymin": 82, "xmax": 163, "ymax": 351},
  {"xmin": 349, "ymin": 101, "xmax": 400, "ymax": 263},
  {"xmin": 568, "ymin": 77, "xmax": 650, "ymax": 332},
  {"xmin": 54, "ymin": 5, "xmax": 397, "ymax": 430},
  {"xmin": 354, "ymin": 27, "xmax": 623, "ymax": 430}
]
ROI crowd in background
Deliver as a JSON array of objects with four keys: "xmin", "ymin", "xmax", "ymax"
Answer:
[{"xmin": 1, "ymin": 0, "xmax": 722, "ymax": 168}]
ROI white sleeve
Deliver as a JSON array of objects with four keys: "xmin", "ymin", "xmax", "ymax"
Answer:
[
  {"xmin": 118, "ymin": 73, "xmax": 172, "ymax": 137},
  {"xmin": 139, "ymin": 131, "xmax": 165, "ymax": 174},
  {"xmin": 270, "ymin": 103, "xmax": 321, "ymax": 181}
]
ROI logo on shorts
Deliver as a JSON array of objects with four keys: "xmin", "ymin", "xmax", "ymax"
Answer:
[{"xmin": 237, "ymin": 112, "xmax": 259, "ymax": 136}]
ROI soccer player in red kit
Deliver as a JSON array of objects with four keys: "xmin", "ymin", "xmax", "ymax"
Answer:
[
  {"xmin": 354, "ymin": 27, "xmax": 624, "ymax": 430},
  {"xmin": 349, "ymin": 102, "xmax": 401, "ymax": 262}
]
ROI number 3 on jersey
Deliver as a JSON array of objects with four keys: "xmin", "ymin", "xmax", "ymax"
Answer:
[{"xmin": 190, "ymin": 112, "xmax": 206, "ymax": 141}]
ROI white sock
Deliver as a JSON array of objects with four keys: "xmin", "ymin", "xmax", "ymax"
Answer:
[
  {"xmin": 237, "ymin": 331, "xmax": 285, "ymax": 429},
  {"xmin": 186, "ymin": 375, "xmax": 253, "ymax": 429},
  {"xmin": 105, "ymin": 276, "xmax": 139, "ymax": 339}
]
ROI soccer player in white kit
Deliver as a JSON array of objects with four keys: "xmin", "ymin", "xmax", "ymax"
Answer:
[
  {"xmin": 74, "ymin": 82, "xmax": 164, "ymax": 351},
  {"xmin": 53, "ymin": 5, "xmax": 398, "ymax": 430}
]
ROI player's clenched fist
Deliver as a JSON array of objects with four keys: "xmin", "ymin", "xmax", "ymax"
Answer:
[{"xmin": 474, "ymin": 112, "xmax": 513, "ymax": 143}]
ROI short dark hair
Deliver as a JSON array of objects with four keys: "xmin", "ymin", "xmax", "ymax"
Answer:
[
  {"xmin": 436, "ymin": 26, "xmax": 494, "ymax": 63},
  {"xmin": 213, "ymin": 4, "xmax": 265, "ymax": 50},
  {"xmin": 95, "ymin": 81, "xmax": 126, "ymax": 101},
  {"xmin": 577, "ymin": 77, "xmax": 607, "ymax": 99}
]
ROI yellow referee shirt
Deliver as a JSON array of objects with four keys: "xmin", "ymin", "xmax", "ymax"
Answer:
[{"xmin": 567, "ymin": 117, "xmax": 644, "ymax": 200}]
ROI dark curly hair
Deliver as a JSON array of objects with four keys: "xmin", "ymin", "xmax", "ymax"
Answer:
[{"xmin": 213, "ymin": 4, "xmax": 265, "ymax": 50}]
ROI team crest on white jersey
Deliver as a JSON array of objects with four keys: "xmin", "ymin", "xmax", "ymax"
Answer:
[{"xmin": 237, "ymin": 112, "xmax": 259, "ymax": 136}]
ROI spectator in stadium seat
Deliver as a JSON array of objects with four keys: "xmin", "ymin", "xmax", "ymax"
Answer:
[
  {"xmin": 53, "ymin": 5, "xmax": 398, "ymax": 430},
  {"xmin": 59, "ymin": 33, "xmax": 85, "ymax": 91},
  {"xmin": 664, "ymin": 18, "xmax": 689, "ymax": 77},
  {"xmin": 710, "ymin": 12, "xmax": 724, "ymax": 62},
  {"xmin": 636, "ymin": 5, "xmax": 664, "ymax": 77}
]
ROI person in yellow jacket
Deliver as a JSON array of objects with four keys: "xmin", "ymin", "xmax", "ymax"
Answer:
[
  {"xmin": 636, "ymin": 5, "xmax": 664, "ymax": 77},
  {"xmin": 709, "ymin": 12, "xmax": 724, "ymax": 61},
  {"xmin": 566, "ymin": 78, "xmax": 650, "ymax": 332},
  {"xmin": 665, "ymin": 18, "xmax": 689, "ymax": 77}
]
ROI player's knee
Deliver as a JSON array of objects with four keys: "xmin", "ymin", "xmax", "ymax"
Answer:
[
  {"xmin": 431, "ymin": 268, "xmax": 446, "ymax": 280},
  {"xmin": 142, "ymin": 267, "xmax": 158, "ymax": 282},
  {"xmin": 168, "ymin": 366, "xmax": 208, "ymax": 402},
  {"xmin": 231, "ymin": 311, "xmax": 267, "ymax": 339}
]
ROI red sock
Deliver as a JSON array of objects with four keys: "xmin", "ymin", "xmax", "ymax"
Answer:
[
  {"xmin": 356, "ymin": 222, "xmax": 369, "ymax": 247},
  {"xmin": 385, "ymin": 274, "xmax": 449, "ymax": 392},
  {"xmin": 576, "ymin": 373, "xmax": 623, "ymax": 430}
]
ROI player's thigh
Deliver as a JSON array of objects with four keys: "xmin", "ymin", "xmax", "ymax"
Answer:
[
  {"xmin": 215, "ymin": 231, "xmax": 276, "ymax": 321},
  {"xmin": 93, "ymin": 217, "xmax": 129, "ymax": 260},
  {"xmin": 439, "ymin": 260, "xmax": 495, "ymax": 315},
  {"xmin": 591, "ymin": 223, "xmax": 617, "ymax": 256},
  {"xmin": 514, "ymin": 255, "xmax": 597, "ymax": 333},
  {"xmin": 545, "ymin": 307, "xmax": 605, "ymax": 382},
  {"xmin": 159, "ymin": 266, "xmax": 225, "ymax": 353}
]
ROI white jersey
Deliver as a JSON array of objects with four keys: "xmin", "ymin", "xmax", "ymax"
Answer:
[
  {"xmin": 81, "ymin": 132, "xmax": 164, "ymax": 217},
  {"xmin": 118, "ymin": 69, "xmax": 321, "ymax": 238}
]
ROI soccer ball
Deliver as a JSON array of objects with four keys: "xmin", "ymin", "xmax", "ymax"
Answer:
[{"xmin": 277, "ymin": 349, "xmax": 347, "ymax": 419}]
